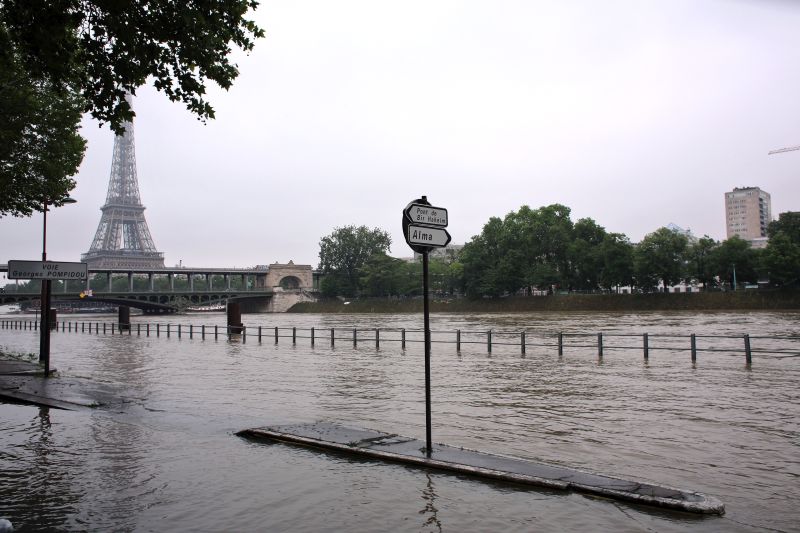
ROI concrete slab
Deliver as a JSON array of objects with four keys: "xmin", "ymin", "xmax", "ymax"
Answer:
[
  {"xmin": 238, "ymin": 422, "xmax": 725, "ymax": 515},
  {"xmin": 0, "ymin": 367, "xmax": 118, "ymax": 411}
]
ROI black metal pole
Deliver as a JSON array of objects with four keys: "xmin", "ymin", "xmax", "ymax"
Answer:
[
  {"xmin": 423, "ymin": 250, "xmax": 432, "ymax": 457},
  {"xmin": 43, "ymin": 279, "xmax": 52, "ymax": 376},
  {"xmin": 39, "ymin": 200, "xmax": 51, "ymax": 376}
]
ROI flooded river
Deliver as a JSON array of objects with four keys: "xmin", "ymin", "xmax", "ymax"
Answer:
[{"xmin": 1, "ymin": 310, "xmax": 799, "ymax": 532}]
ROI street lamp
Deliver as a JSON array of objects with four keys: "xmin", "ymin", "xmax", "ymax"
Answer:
[{"xmin": 39, "ymin": 196, "xmax": 77, "ymax": 376}]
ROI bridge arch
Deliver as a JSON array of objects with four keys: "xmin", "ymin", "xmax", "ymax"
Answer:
[{"xmin": 279, "ymin": 276, "xmax": 302, "ymax": 290}]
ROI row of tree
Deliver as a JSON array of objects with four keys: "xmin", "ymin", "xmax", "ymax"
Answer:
[{"xmin": 317, "ymin": 207, "xmax": 800, "ymax": 299}]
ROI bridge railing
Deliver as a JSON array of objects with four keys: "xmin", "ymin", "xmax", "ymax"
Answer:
[{"xmin": 2, "ymin": 318, "xmax": 798, "ymax": 366}]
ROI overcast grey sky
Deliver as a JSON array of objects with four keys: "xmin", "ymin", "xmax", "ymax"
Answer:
[{"xmin": 2, "ymin": 0, "xmax": 799, "ymax": 272}]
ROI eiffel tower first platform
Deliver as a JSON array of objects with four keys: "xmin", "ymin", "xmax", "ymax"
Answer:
[{"xmin": 82, "ymin": 98, "xmax": 165, "ymax": 269}]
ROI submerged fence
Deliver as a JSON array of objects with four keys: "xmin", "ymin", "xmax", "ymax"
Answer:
[{"xmin": 2, "ymin": 318, "xmax": 798, "ymax": 365}]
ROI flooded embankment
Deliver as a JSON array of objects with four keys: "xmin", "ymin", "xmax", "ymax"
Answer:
[{"xmin": 1, "ymin": 310, "xmax": 798, "ymax": 532}]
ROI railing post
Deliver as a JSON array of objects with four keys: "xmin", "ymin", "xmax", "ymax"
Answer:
[
  {"xmin": 521, "ymin": 331, "xmax": 526, "ymax": 355},
  {"xmin": 558, "ymin": 332, "xmax": 563, "ymax": 356},
  {"xmin": 487, "ymin": 330, "xmax": 492, "ymax": 354},
  {"xmin": 744, "ymin": 334, "xmax": 752, "ymax": 365},
  {"xmin": 311, "ymin": 327, "xmax": 315, "ymax": 347},
  {"xmin": 598, "ymin": 333, "xmax": 603, "ymax": 359},
  {"xmin": 202, "ymin": 324, "xmax": 205, "ymax": 340},
  {"xmin": 401, "ymin": 328, "xmax": 406, "ymax": 350},
  {"xmin": 157, "ymin": 323, "xmax": 160, "ymax": 337},
  {"xmin": 375, "ymin": 328, "xmax": 380, "ymax": 349},
  {"xmin": 274, "ymin": 326, "xmax": 279, "ymax": 344},
  {"xmin": 258, "ymin": 326, "xmax": 262, "ymax": 343},
  {"xmin": 643, "ymin": 333, "xmax": 649, "ymax": 361},
  {"xmin": 331, "ymin": 328, "xmax": 335, "ymax": 347},
  {"xmin": 103, "ymin": 322, "xmax": 106, "ymax": 334},
  {"xmin": 353, "ymin": 328, "xmax": 357, "ymax": 348},
  {"xmin": 146, "ymin": 323, "xmax": 150, "ymax": 337},
  {"xmin": 82, "ymin": 322, "xmax": 85, "ymax": 333},
  {"xmin": 167, "ymin": 324, "xmax": 171, "ymax": 338},
  {"xmin": 293, "ymin": 327, "xmax": 297, "ymax": 345},
  {"xmin": 690, "ymin": 334, "xmax": 697, "ymax": 362},
  {"xmin": 214, "ymin": 325, "xmax": 218, "ymax": 340},
  {"xmin": 178, "ymin": 324, "xmax": 181, "ymax": 339},
  {"xmin": 189, "ymin": 324, "xmax": 193, "ymax": 339},
  {"xmin": 456, "ymin": 329, "xmax": 461, "ymax": 352},
  {"xmin": 137, "ymin": 323, "xmax": 141, "ymax": 336},
  {"xmin": 242, "ymin": 326, "xmax": 246, "ymax": 344}
]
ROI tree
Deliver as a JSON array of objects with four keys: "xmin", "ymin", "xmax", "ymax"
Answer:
[
  {"xmin": 687, "ymin": 236, "xmax": 718, "ymax": 289},
  {"xmin": 634, "ymin": 227, "xmax": 689, "ymax": 292},
  {"xmin": 598, "ymin": 233, "xmax": 634, "ymax": 291},
  {"xmin": 1, "ymin": 0, "xmax": 263, "ymax": 217},
  {"xmin": 1, "ymin": 25, "xmax": 86, "ymax": 216},
  {"xmin": 762, "ymin": 233, "xmax": 800, "ymax": 287},
  {"xmin": 711, "ymin": 236, "xmax": 760, "ymax": 288},
  {"xmin": 762, "ymin": 213, "xmax": 800, "ymax": 287},
  {"xmin": 318, "ymin": 226, "xmax": 392, "ymax": 297},
  {"xmin": 568, "ymin": 218, "xmax": 607, "ymax": 291},
  {"xmin": 2, "ymin": 0, "xmax": 263, "ymax": 130},
  {"xmin": 768, "ymin": 212, "xmax": 800, "ymax": 244},
  {"xmin": 359, "ymin": 253, "xmax": 408, "ymax": 297}
]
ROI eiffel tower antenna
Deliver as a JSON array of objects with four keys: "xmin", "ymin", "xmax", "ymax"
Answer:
[{"xmin": 82, "ymin": 94, "xmax": 165, "ymax": 269}]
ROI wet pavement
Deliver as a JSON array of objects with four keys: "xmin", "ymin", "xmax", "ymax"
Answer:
[
  {"xmin": 0, "ymin": 358, "xmax": 122, "ymax": 410},
  {"xmin": 240, "ymin": 422, "xmax": 725, "ymax": 515}
]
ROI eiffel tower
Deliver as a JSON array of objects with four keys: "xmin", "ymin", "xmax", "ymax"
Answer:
[{"xmin": 82, "ymin": 97, "xmax": 165, "ymax": 269}]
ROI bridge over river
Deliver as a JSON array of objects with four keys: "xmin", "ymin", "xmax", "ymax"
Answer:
[{"xmin": 0, "ymin": 263, "xmax": 319, "ymax": 314}]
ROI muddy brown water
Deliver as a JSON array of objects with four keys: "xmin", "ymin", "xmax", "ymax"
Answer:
[{"xmin": 1, "ymin": 310, "xmax": 798, "ymax": 532}]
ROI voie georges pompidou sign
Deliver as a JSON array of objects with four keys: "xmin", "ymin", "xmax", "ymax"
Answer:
[{"xmin": 8, "ymin": 260, "xmax": 88, "ymax": 280}]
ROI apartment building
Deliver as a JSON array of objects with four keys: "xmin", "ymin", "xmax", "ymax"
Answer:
[{"xmin": 725, "ymin": 187, "xmax": 772, "ymax": 248}]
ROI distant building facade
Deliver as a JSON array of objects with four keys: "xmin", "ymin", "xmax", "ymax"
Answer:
[{"xmin": 725, "ymin": 187, "xmax": 772, "ymax": 248}]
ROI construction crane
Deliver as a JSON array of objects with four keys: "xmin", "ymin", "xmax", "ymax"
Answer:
[{"xmin": 768, "ymin": 145, "xmax": 800, "ymax": 155}]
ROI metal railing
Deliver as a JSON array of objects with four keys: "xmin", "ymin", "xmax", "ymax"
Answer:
[{"xmin": 3, "ymin": 318, "xmax": 798, "ymax": 365}]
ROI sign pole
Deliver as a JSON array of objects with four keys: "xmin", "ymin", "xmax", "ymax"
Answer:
[
  {"xmin": 422, "ymin": 249, "xmax": 432, "ymax": 457},
  {"xmin": 402, "ymin": 195, "xmax": 449, "ymax": 460},
  {"xmin": 39, "ymin": 200, "xmax": 49, "ymax": 373},
  {"xmin": 43, "ymin": 279, "xmax": 52, "ymax": 376}
]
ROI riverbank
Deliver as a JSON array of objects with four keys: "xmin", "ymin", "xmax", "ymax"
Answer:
[{"xmin": 289, "ymin": 290, "xmax": 800, "ymax": 313}]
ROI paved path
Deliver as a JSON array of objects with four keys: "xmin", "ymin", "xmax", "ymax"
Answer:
[
  {"xmin": 0, "ymin": 358, "xmax": 120, "ymax": 410},
  {"xmin": 239, "ymin": 422, "xmax": 725, "ymax": 515}
]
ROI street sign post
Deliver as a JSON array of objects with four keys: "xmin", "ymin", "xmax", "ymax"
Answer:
[
  {"xmin": 8, "ymin": 260, "xmax": 88, "ymax": 376},
  {"xmin": 402, "ymin": 196, "xmax": 451, "ymax": 457}
]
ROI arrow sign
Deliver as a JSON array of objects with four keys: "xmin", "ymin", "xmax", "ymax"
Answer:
[
  {"xmin": 404, "ymin": 203, "xmax": 448, "ymax": 227},
  {"xmin": 407, "ymin": 224, "xmax": 452, "ymax": 248}
]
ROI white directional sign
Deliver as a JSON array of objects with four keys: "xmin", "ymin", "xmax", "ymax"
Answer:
[
  {"xmin": 404, "ymin": 203, "xmax": 448, "ymax": 227},
  {"xmin": 8, "ymin": 260, "xmax": 88, "ymax": 280},
  {"xmin": 407, "ymin": 225, "xmax": 452, "ymax": 248}
]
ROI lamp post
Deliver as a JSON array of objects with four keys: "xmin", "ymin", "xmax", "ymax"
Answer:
[{"xmin": 39, "ymin": 197, "xmax": 77, "ymax": 376}]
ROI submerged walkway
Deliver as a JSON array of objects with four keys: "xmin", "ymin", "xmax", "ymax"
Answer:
[
  {"xmin": 0, "ymin": 358, "xmax": 118, "ymax": 410},
  {"xmin": 239, "ymin": 422, "xmax": 725, "ymax": 515}
]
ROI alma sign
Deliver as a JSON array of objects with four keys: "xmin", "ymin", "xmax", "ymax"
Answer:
[
  {"xmin": 407, "ymin": 225, "xmax": 452, "ymax": 248},
  {"xmin": 402, "ymin": 197, "xmax": 451, "ymax": 253},
  {"xmin": 8, "ymin": 260, "xmax": 88, "ymax": 280}
]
